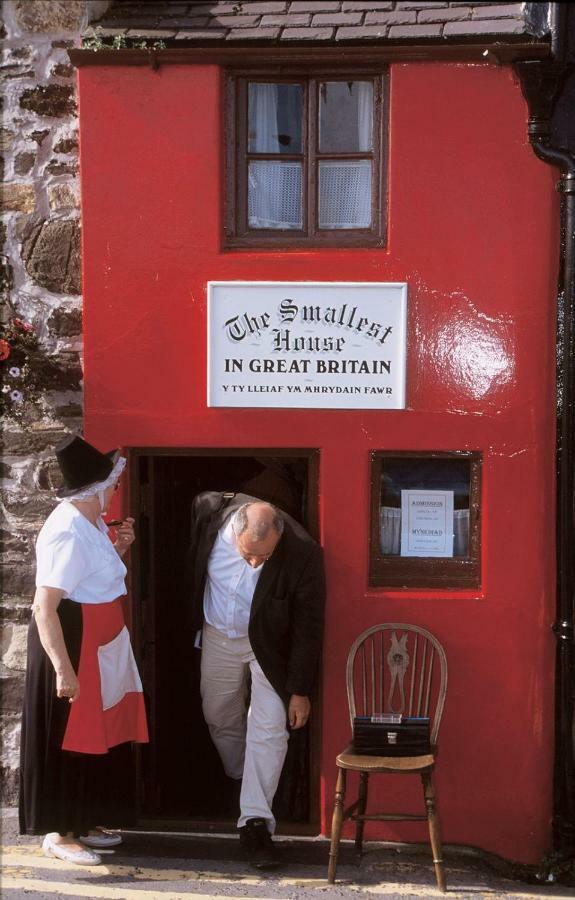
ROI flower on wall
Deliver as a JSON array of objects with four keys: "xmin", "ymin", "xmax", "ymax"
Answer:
[{"xmin": 0, "ymin": 319, "xmax": 62, "ymax": 425}]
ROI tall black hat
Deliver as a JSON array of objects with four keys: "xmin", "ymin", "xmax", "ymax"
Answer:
[{"xmin": 55, "ymin": 435, "xmax": 120, "ymax": 498}]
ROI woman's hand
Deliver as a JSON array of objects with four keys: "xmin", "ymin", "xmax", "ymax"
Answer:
[
  {"xmin": 56, "ymin": 669, "xmax": 80, "ymax": 703},
  {"xmin": 114, "ymin": 517, "xmax": 135, "ymax": 556}
]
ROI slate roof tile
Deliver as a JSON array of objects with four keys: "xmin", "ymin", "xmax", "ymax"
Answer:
[{"xmin": 88, "ymin": 0, "xmax": 547, "ymax": 47}]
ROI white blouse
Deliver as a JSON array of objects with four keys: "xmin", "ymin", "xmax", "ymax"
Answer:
[{"xmin": 35, "ymin": 501, "xmax": 127, "ymax": 604}]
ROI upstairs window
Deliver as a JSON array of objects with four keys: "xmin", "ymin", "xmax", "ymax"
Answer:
[{"xmin": 225, "ymin": 72, "xmax": 387, "ymax": 248}]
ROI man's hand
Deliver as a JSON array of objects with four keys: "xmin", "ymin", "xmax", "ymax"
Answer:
[{"xmin": 288, "ymin": 694, "xmax": 310, "ymax": 729}]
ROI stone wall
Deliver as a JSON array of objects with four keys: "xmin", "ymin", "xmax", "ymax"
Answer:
[{"xmin": 0, "ymin": 0, "xmax": 110, "ymax": 806}]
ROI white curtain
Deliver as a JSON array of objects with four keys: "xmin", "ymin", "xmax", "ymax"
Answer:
[
  {"xmin": 380, "ymin": 508, "xmax": 470, "ymax": 557},
  {"xmin": 248, "ymin": 161, "xmax": 302, "ymax": 230},
  {"xmin": 319, "ymin": 160, "xmax": 371, "ymax": 229},
  {"xmin": 357, "ymin": 82, "xmax": 373, "ymax": 151},
  {"xmin": 249, "ymin": 83, "xmax": 279, "ymax": 153},
  {"xmin": 318, "ymin": 82, "xmax": 373, "ymax": 229},
  {"xmin": 248, "ymin": 85, "xmax": 302, "ymax": 229}
]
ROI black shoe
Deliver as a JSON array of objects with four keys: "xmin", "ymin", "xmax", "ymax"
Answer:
[{"xmin": 238, "ymin": 817, "xmax": 280, "ymax": 870}]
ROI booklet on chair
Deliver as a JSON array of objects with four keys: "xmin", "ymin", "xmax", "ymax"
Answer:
[{"xmin": 352, "ymin": 715, "xmax": 431, "ymax": 757}]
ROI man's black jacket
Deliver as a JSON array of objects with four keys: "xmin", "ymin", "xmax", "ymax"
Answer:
[{"xmin": 185, "ymin": 491, "xmax": 325, "ymax": 705}]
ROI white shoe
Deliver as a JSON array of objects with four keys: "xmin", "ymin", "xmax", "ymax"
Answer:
[
  {"xmin": 42, "ymin": 833, "xmax": 101, "ymax": 866},
  {"xmin": 79, "ymin": 830, "xmax": 122, "ymax": 848}
]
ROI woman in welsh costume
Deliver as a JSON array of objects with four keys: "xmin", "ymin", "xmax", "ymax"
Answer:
[{"xmin": 19, "ymin": 435, "xmax": 148, "ymax": 866}]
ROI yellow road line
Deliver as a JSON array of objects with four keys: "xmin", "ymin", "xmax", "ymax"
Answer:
[{"xmin": 1, "ymin": 876, "xmax": 281, "ymax": 900}]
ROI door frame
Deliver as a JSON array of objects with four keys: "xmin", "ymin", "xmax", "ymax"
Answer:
[{"xmin": 127, "ymin": 446, "xmax": 322, "ymax": 835}]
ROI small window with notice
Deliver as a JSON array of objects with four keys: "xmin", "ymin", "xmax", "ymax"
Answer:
[
  {"xmin": 369, "ymin": 452, "xmax": 482, "ymax": 589},
  {"xmin": 225, "ymin": 71, "xmax": 387, "ymax": 248}
]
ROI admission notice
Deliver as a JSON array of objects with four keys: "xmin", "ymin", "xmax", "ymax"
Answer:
[{"xmin": 207, "ymin": 282, "xmax": 407, "ymax": 409}]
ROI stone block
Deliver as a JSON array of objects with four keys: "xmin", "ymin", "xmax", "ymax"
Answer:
[
  {"xmin": 0, "ymin": 766, "xmax": 18, "ymax": 806},
  {"xmin": 48, "ymin": 183, "xmax": 79, "ymax": 210},
  {"xmin": 35, "ymin": 457, "xmax": 64, "ymax": 491},
  {"xmin": 1, "ymin": 183, "xmax": 35, "ymax": 214},
  {"xmin": 2, "ymin": 624, "xmax": 28, "ymax": 671},
  {"xmin": 21, "ymin": 219, "xmax": 81, "ymax": 295},
  {"xmin": 3, "ymin": 428, "xmax": 66, "ymax": 455},
  {"xmin": 14, "ymin": 152, "xmax": 35, "ymax": 175},
  {"xmin": 45, "ymin": 160, "xmax": 78, "ymax": 176},
  {"xmin": 51, "ymin": 62, "xmax": 74, "ymax": 78},
  {"xmin": 20, "ymin": 84, "xmax": 76, "ymax": 117},
  {"xmin": 54, "ymin": 136, "xmax": 79, "ymax": 154},
  {"xmin": 13, "ymin": 1, "xmax": 84, "ymax": 33},
  {"xmin": 1, "ymin": 65, "xmax": 36, "ymax": 80},
  {"xmin": 47, "ymin": 306, "xmax": 82, "ymax": 336},
  {"xmin": 0, "ymin": 673, "xmax": 25, "ymax": 712},
  {"xmin": 54, "ymin": 401, "xmax": 83, "ymax": 419},
  {"xmin": 0, "ymin": 716, "xmax": 22, "ymax": 773},
  {"xmin": 29, "ymin": 129, "xmax": 49, "ymax": 144},
  {"xmin": 0, "ymin": 129, "xmax": 17, "ymax": 151},
  {"xmin": 1, "ymin": 256, "xmax": 13, "ymax": 301},
  {"xmin": 1, "ymin": 561, "xmax": 36, "ymax": 597},
  {"xmin": 0, "ymin": 529, "xmax": 30, "ymax": 555}
]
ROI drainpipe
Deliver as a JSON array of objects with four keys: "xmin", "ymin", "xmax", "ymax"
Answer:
[{"xmin": 516, "ymin": 5, "xmax": 575, "ymax": 879}]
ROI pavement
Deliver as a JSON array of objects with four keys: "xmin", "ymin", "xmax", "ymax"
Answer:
[{"xmin": 2, "ymin": 808, "xmax": 575, "ymax": 900}]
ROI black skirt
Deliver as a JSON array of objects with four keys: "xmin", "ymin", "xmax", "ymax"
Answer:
[{"xmin": 19, "ymin": 599, "xmax": 137, "ymax": 836}]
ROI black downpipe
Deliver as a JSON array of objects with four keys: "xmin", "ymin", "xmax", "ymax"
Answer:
[{"xmin": 516, "ymin": 28, "xmax": 575, "ymax": 877}]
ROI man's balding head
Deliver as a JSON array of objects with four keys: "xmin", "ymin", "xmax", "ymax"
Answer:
[{"xmin": 232, "ymin": 502, "xmax": 284, "ymax": 568}]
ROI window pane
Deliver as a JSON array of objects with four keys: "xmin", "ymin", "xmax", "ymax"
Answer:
[
  {"xmin": 319, "ymin": 81, "xmax": 373, "ymax": 153},
  {"xmin": 318, "ymin": 160, "xmax": 371, "ymax": 229},
  {"xmin": 379, "ymin": 457, "xmax": 471, "ymax": 558},
  {"xmin": 248, "ymin": 83, "xmax": 302, "ymax": 154},
  {"xmin": 248, "ymin": 161, "xmax": 302, "ymax": 230}
]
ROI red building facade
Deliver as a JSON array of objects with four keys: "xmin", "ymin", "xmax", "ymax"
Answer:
[{"xmin": 72, "ymin": 1, "xmax": 572, "ymax": 868}]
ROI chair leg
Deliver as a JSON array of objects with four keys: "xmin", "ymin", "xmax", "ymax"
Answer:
[
  {"xmin": 327, "ymin": 767, "xmax": 347, "ymax": 884},
  {"xmin": 421, "ymin": 771, "xmax": 446, "ymax": 892},
  {"xmin": 355, "ymin": 772, "xmax": 369, "ymax": 855}
]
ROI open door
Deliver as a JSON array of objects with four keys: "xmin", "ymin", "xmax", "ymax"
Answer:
[{"xmin": 129, "ymin": 449, "xmax": 321, "ymax": 833}]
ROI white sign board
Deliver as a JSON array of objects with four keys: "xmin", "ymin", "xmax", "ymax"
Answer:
[
  {"xmin": 400, "ymin": 490, "xmax": 455, "ymax": 558},
  {"xmin": 207, "ymin": 282, "xmax": 407, "ymax": 409}
]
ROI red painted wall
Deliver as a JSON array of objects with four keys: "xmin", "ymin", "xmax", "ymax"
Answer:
[{"xmin": 78, "ymin": 61, "xmax": 558, "ymax": 863}]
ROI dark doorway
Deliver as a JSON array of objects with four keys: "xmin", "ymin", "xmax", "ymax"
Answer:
[{"xmin": 129, "ymin": 449, "xmax": 320, "ymax": 833}]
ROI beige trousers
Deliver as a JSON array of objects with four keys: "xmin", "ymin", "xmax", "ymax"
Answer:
[{"xmin": 200, "ymin": 623, "xmax": 288, "ymax": 832}]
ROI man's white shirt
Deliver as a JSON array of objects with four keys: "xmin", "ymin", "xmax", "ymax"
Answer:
[{"xmin": 203, "ymin": 515, "xmax": 264, "ymax": 638}]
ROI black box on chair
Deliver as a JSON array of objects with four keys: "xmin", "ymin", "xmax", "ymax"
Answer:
[{"xmin": 352, "ymin": 715, "xmax": 431, "ymax": 756}]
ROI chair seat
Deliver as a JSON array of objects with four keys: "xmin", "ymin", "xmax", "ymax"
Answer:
[{"xmin": 336, "ymin": 744, "xmax": 435, "ymax": 772}]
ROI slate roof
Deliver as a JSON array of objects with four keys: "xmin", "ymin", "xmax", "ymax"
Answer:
[{"xmin": 88, "ymin": 1, "xmax": 550, "ymax": 46}]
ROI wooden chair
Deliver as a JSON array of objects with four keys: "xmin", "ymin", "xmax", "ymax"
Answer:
[{"xmin": 327, "ymin": 623, "xmax": 448, "ymax": 891}]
